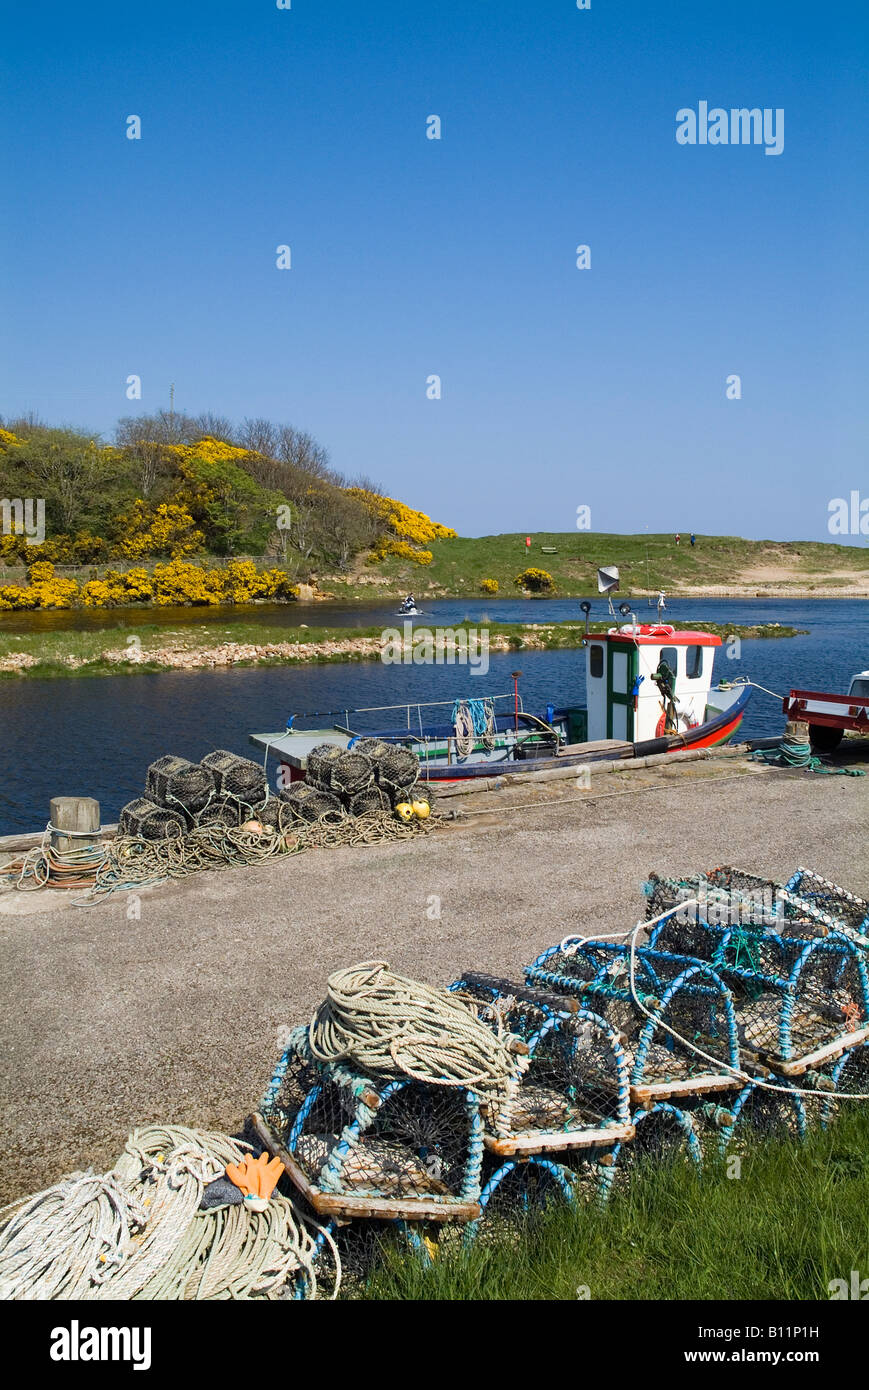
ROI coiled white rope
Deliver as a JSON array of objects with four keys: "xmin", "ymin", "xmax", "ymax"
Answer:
[
  {"xmin": 308, "ymin": 961, "xmax": 526, "ymax": 1099},
  {"xmin": 0, "ymin": 1124, "xmax": 340, "ymax": 1301}
]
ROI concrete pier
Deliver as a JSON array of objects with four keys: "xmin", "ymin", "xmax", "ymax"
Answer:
[{"xmin": 0, "ymin": 748, "xmax": 867, "ymax": 1206}]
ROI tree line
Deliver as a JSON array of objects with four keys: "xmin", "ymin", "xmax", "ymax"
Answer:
[{"xmin": 0, "ymin": 411, "xmax": 390, "ymax": 574}]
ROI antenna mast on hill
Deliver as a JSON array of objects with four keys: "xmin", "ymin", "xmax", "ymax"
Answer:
[{"xmin": 169, "ymin": 383, "xmax": 175, "ymax": 438}]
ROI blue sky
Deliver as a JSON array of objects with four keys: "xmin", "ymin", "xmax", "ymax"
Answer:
[{"xmin": 2, "ymin": 0, "xmax": 867, "ymax": 541}]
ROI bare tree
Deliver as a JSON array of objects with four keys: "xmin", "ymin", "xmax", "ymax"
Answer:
[
  {"xmin": 25, "ymin": 431, "xmax": 104, "ymax": 531},
  {"xmin": 239, "ymin": 417, "xmax": 279, "ymax": 457},
  {"xmin": 192, "ymin": 411, "xmax": 235, "ymax": 442},
  {"xmin": 115, "ymin": 411, "xmax": 199, "ymax": 496}
]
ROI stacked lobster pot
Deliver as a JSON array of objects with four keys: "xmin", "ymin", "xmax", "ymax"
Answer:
[
  {"xmin": 296, "ymin": 737, "xmax": 434, "ymax": 822},
  {"xmin": 255, "ymin": 1025, "xmax": 484, "ymax": 1225},
  {"xmin": 302, "ymin": 742, "xmax": 381, "ymax": 819},
  {"xmin": 525, "ymin": 936, "xmax": 743, "ymax": 1179},
  {"xmin": 780, "ymin": 868, "xmax": 869, "ymax": 949},
  {"xmin": 118, "ymin": 750, "xmax": 271, "ymax": 841},
  {"xmin": 198, "ymin": 750, "xmax": 269, "ymax": 822},
  {"xmin": 447, "ymin": 972, "xmax": 634, "ymax": 1224},
  {"xmin": 643, "ymin": 872, "xmax": 869, "ymax": 1144},
  {"xmin": 118, "ymin": 754, "xmax": 216, "ymax": 839}
]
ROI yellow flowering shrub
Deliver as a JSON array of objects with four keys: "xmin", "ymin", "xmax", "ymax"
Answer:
[
  {"xmin": 345, "ymin": 487, "xmax": 455, "ymax": 563},
  {"xmin": 116, "ymin": 501, "xmax": 204, "ymax": 559},
  {"xmin": 165, "ymin": 438, "xmax": 254, "ymax": 466},
  {"xmin": 380, "ymin": 538, "xmax": 433, "ymax": 565},
  {"xmin": 480, "ymin": 578, "xmax": 499, "ymax": 594},
  {"xmin": 0, "ymin": 558, "xmax": 296, "ymax": 609},
  {"xmin": 514, "ymin": 567, "xmax": 555, "ymax": 594},
  {"xmin": 0, "ymin": 427, "xmax": 22, "ymax": 448},
  {"xmin": 0, "ymin": 584, "xmax": 37, "ymax": 611},
  {"xmin": 121, "ymin": 567, "xmax": 154, "ymax": 602},
  {"xmin": 151, "ymin": 559, "xmax": 225, "ymax": 606},
  {"xmin": 15, "ymin": 562, "xmax": 81, "ymax": 609},
  {"xmin": 222, "ymin": 558, "xmax": 266, "ymax": 603}
]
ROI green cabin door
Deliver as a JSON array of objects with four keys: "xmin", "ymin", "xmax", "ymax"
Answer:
[{"xmin": 607, "ymin": 642, "xmax": 637, "ymax": 741}]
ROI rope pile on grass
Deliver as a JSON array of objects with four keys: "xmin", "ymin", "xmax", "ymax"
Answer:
[{"xmin": 0, "ymin": 1125, "xmax": 338, "ymax": 1302}]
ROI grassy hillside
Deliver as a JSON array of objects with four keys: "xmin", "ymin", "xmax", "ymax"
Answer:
[{"xmin": 329, "ymin": 531, "xmax": 869, "ymax": 599}]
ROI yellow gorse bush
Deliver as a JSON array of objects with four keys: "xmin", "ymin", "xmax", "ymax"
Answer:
[
  {"xmin": 0, "ymin": 559, "xmax": 299, "ymax": 610},
  {"xmin": 345, "ymin": 487, "xmax": 455, "ymax": 564},
  {"xmin": 0, "ymin": 562, "xmax": 81, "ymax": 610},
  {"xmin": 480, "ymin": 577, "xmax": 499, "ymax": 594},
  {"xmin": 165, "ymin": 437, "xmax": 254, "ymax": 466},
  {"xmin": 513, "ymin": 567, "xmax": 555, "ymax": 594},
  {"xmin": 116, "ymin": 500, "xmax": 205, "ymax": 560}
]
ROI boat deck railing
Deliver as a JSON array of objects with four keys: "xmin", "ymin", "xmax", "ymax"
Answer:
[{"xmin": 292, "ymin": 692, "xmax": 525, "ymax": 739}]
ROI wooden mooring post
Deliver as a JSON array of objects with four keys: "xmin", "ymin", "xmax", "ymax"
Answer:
[{"xmin": 49, "ymin": 796, "xmax": 101, "ymax": 854}]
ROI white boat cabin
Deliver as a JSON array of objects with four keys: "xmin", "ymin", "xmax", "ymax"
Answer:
[{"xmin": 585, "ymin": 624, "xmax": 722, "ymax": 743}]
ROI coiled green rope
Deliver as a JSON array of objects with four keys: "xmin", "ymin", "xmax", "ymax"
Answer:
[{"xmin": 751, "ymin": 738, "xmax": 865, "ymax": 776}]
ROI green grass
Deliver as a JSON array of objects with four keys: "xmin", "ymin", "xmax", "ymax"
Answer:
[
  {"xmin": 356, "ymin": 1108, "xmax": 869, "ymax": 1301},
  {"xmin": 0, "ymin": 618, "xmax": 804, "ymax": 678},
  {"xmin": 331, "ymin": 531, "xmax": 869, "ymax": 599}
]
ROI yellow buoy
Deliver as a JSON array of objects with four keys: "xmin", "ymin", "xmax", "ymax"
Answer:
[
  {"xmin": 394, "ymin": 802, "xmax": 415, "ymax": 823},
  {"xmin": 241, "ymin": 819, "xmax": 264, "ymax": 835},
  {"xmin": 411, "ymin": 799, "xmax": 431, "ymax": 819}
]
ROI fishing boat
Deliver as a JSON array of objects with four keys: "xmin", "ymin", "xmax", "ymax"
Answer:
[{"xmin": 249, "ymin": 602, "xmax": 752, "ymax": 785}]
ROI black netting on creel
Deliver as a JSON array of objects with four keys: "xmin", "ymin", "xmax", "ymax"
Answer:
[
  {"xmin": 475, "ymin": 1159, "xmax": 575, "ymax": 1245},
  {"xmin": 351, "ymin": 737, "xmax": 392, "ymax": 762},
  {"xmin": 144, "ymin": 755, "xmax": 214, "ymax": 814},
  {"xmin": 723, "ymin": 1084, "xmax": 805, "ymax": 1155},
  {"xmin": 305, "ymin": 743, "xmax": 345, "ymax": 791},
  {"xmin": 453, "ymin": 980, "xmax": 625, "ymax": 1138},
  {"xmin": 648, "ymin": 907, "xmax": 720, "ymax": 960},
  {"xmin": 279, "ymin": 783, "xmax": 344, "ymax": 823},
  {"xmin": 193, "ymin": 799, "xmax": 241, "ymax": 831},
  {"xmin": 200, "ymin": 749, "xmax": 268, "ymax": 807},
  {"xmin": 371, "ymin": 744, "xmax": 420, "ymax": 792},
  {"xmin": 118, "ymin": 796, "xmax": 187, "ymax": 840},
  {"xmin": 328, "ymin": 752, "xmax": 374, "ymax": 798},
  {"xmin": 258, "ymin": 797, "xmax": 294, "ymax": 832},
  {"xmin": 787, "ymin": 945, "xmax": 867, "ymax": 1059},
  {"xmin": 291, "ymin": 1077, "xmax": 473, "ymax": 1203},
  {"xmin": 346, "ymin": 786, "xmax": 391, "ymax": 817},
  {"xmin": 645, "ymin": 868, "xmax": 787, "ymax": 934},
  {"xmin": 261, "ymin": 1047, "xmax": 326, "ymax": 1140}
]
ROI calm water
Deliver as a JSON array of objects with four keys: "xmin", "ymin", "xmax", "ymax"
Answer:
[{"xmin": 1, "ymin": 598, "xmax": 865, "ymax": 834}]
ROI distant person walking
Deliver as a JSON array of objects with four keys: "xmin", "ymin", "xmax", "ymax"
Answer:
[
  {"xmin": 675, "ymin": 533, "xmax": 681, "ymax": 545},
  {"xmin": 690, "ymin": 533, "xmax": 696, "ymax": 547}
]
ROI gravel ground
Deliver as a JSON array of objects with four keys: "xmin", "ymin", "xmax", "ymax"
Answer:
[{"xmin": 1, "ymin": 754, "xmax": 867, "ymax": 1206}]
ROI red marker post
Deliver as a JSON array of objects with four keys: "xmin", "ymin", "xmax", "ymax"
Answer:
[{"xmin": 525, "ymin": 536, "xmax": 531, "ymax": 549}]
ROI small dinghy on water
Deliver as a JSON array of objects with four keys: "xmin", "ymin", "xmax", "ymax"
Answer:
[{"xmin": 250, "ymin": 571, "xmax": 753, "ymax": 786}]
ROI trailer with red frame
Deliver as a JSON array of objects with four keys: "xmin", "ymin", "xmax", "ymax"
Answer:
[{"xmin": 783, "ymin": 671, "xmax": 869, "ymax": 752}]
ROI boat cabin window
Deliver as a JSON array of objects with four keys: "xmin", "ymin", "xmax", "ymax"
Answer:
[
  {"xmin": 659, "ymin": 647, "xmax": 678, "ymax": 677},
  {"xmin": 850, "ymin": 678, "xmax": 869, "ymax": 699},
  {"xmin": 589, "ymin": 645, "xmax": 604, "ymax": 678},
  {"xmin": 685, "ymin": 645, "xmax": 704, "ymax": 680}
]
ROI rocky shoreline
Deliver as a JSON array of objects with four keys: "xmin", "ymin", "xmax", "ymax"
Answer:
[{"xmin": 0, "ymin": 621, "xmax": 804, "ymax": 676}]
